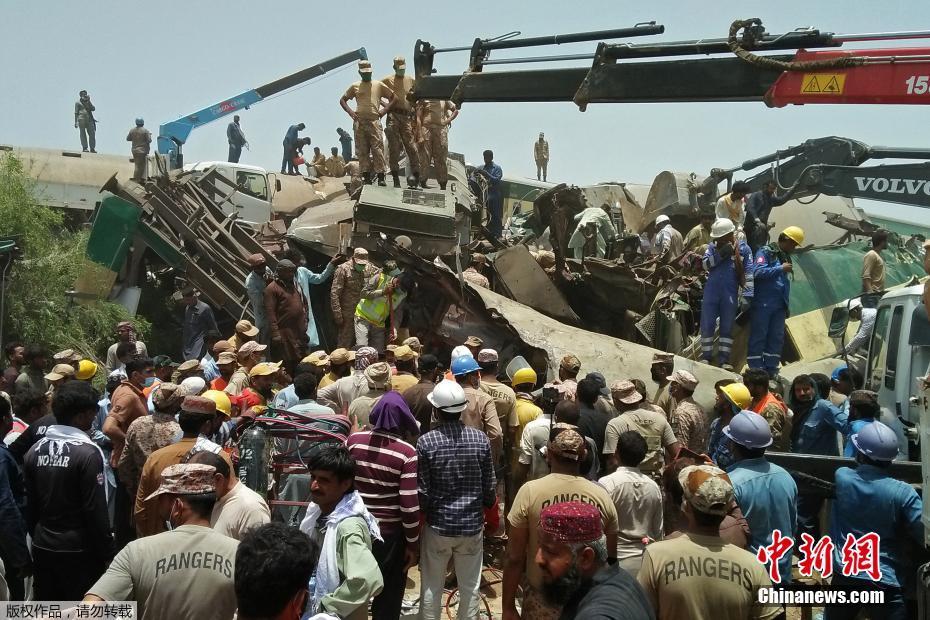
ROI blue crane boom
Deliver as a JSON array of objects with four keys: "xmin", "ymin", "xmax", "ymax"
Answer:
[{"xmin": 158, "ymin": 48, "xmax": 367, "ymax": 168}]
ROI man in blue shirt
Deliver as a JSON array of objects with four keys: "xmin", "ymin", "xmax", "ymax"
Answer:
[
  {"xmin": 476, "ymin": 150, "xmax": 504, "ymax": 239},
  {"xmin": 843, "ymin": 390, "xmax": 882, "ymax": 458},
  {"xmin": 417, "ymin": 380, "xmax": 495, "ymax": 620},
  {"xmin": 281, "ymin": 122, "xmax": 306, "ymax": 175},
  {"xmin": 826, "ymin": 421, "xmax": 921, "ymax": 620},
  {"xmin": 337, "ymin": 127, "xmax": 353, "ymax": 162},
  {"xmin": 744, "ymin": 181, "xmax": 788, "ymax": 253},
  {"xmin": 748, "ymin": 226, "xmax": 803, "ymax": 377},
  {"xmin": 725, "ymin": 410, "xmax": 797, "ymax": 585}
]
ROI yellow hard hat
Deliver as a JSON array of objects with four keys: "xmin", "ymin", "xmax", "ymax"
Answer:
[
  {"xmin": 781, "ymin": 226, "xmax": 805, "ymax": 246},
  {"xmin": 512, "ymin": 367, "xmax": 538, "ymax": 388},
  {"xmin": 76, "ymin": 360, "xmax": 98, "ymax": 381},
  {"xmin": 720, "ymin": 383, "xmax": 752, "ymax": 410},
  {"xmin": 202, "ymin": 389, "xmax": 232, "ymax": 417}
]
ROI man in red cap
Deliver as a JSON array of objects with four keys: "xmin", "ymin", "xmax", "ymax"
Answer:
[{"xmin": 533, "ymin": 501, "xmax": 652, "ymax": 620}]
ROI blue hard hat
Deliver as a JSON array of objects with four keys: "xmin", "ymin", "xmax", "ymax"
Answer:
[
  {"xmin": 723, "ymin": 410, "xmax": 773, "ymax": 449},
  {"xmin": 451, "ymin": 355, "xmax": 481, "ymax": 377},
  {"xmin": 135, "ymin": 118, "xmax": 144, "ymax": 126},
  {"xmin": 831, "ymin": 365, "xmax": 848, "ymax": 382},
  {"xmin": 851, "ymin": 421, "xmax": 898, "ymax": 462}
]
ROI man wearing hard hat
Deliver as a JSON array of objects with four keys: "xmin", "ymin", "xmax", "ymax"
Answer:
[
  {"xmin": 700, "ymin": 218, "xmax": 754, "ymax": 369},
  {"xmin": 747, "ymin": 226, "xmax": 804, "ymax": 377}
]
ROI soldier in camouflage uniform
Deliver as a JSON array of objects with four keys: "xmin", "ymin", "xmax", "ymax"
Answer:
[
  {"xmin": 667, "ymin": 370, "xmax": 708, "ymax": 454},
  {"xmin": 381, "ymin": 56, "xmax": 421, "ymax": 188},
  {"xmin": 330, "ymin": 248, "xmax": 378, "ymax": 348},
  {"xmin": 416, "ymin": 99, "xmax": 458, "ymax": 189},
  {"xmin": 340, "ymin": 60, "xmax": 395, "ymax": 186}
]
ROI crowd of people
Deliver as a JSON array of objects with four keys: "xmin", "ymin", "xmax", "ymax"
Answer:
[{"xmin": 0, "ymin": 300, "xmax": 923, "ymax": 619}]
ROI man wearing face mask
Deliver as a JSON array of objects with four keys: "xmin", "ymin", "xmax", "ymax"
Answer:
[
  {"xmin": 264, "ymin": 259, "xmax": 309, "ymax": 375},
  {"xmin": 355, "ymin": 260, "xmax": 407, "ymax": 352},
  {"xmin": 331, "ymin": 248, "xmax": 378, "ymax": 349},
  {"xmin": 381, "ymin": 56, "xmax": 421, "ymax": 188},
  {"xmin": 340, "ymin": 60, "xmax": 395, "ymax": 186},
  {"xmin": 86, "ymin": 463, "xmax": 239, "ymax": 620}
]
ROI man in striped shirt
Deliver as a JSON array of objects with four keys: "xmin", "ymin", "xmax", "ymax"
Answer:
[{"xmin": 346, "ymin": 391, "xmax": 420, "ymax": 620}]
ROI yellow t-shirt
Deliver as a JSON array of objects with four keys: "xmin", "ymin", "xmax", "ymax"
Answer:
[
  {"xmin": 318, "ymin": 371, "xmax": 338, "ymax": 390},
  {"xmin": 508, "ymin": 473, "xmax": 619, "ymax": 591},
  {"xmin": 637, "ymin": 533, "xmax": 780, "ymax": 620},
  {"xmin": 344, "ymin": 80, "xmax": 391, "ymax": 120}
]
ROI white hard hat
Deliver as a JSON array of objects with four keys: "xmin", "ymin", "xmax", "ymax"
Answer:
[
  {"xmin": 655, "ymin": 214, "xmax": 670, "ymax": 226},
  {"xmin": 427, "ymin": 380, "xmax": 468, "ymax": 413},
  {"xmin": 848, "ymin": 298, "xmax": 863, "ymax": 311},
  {"xmin": 711, "ymin": 218, "xmax": 736, "ymax": 239},
  {"xmin": 451, "ymin": 345, "xmax": 473, "ymax": 359},
  {"xmin": 723, "ymin": 410, "xmax": 773, "ymax": 449}
]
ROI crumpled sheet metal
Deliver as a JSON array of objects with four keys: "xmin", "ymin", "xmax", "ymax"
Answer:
[{"xmin": 466, "ymin": 282, "xmax": 737, "ymax": 409}]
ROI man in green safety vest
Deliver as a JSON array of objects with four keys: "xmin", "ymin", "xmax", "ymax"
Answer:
[{"xmin": 354, "ymin": 260, "xmax": 407, "ymax": 351}]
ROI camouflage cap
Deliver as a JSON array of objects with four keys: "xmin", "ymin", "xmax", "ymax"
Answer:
[
  {"xmin": 238, "ymin": 341, "xmax": 267, "ymax": 356},
  {"xmin": 548, "ymin": 425, "xmax": 585, "ymax": 461},
  {"xmin": 53, "ymin": 349, "xmax": 82, "ymax": 363},
  {"xmin": 559, "ymin": 354, "xmax": 581, "ymax": 372},
  {"xmin": 152, "ymin": 382, "xmax": 183, "ymax": 412},
  {"xmin": 177, "ymin": 359, "xmax": 202, "ymax": 373},
  {"xmin": 464, "ymin": 335, "xmax": 483, "ymax": 348},
  {"xmin": 668, "ymin": 369, "xmax": 699, "ymax": 392},
  {"xmin": 402, "ymin": 336, "xmax": 423, "ymax": 353},
  {"xmin": 679, "ymin": 464, "xmax": 733, "ymax": 516},
  {"xmin": 216, "ymin": 351, "xmax": 238, "ymax": 365},
  {"xmin": 651, "ymin": 353, "xmax": 674, "ymax": 365},
  {"xmin": 180, "ymin": 395, "xmax": 216, "ymax": 416},
  {"xmin": 365, "ymin": 362, "xmax": 393, "ymax": 389},
  {"xmin": 358, "ymin": 60, "xmax": 373, "ymax": 74},
  {"xmin": 609, "ymin": 380, "xmax": 643, "ymax": 405},
  {"xmin": 144, "ymin": 463, "xmax": 217, "ymax": 501},
  {"xmin": 539, "ymin": 501, "xmax": 603, "ymax": 543},
  {"xmin": 476, "ymin": 349, "xmax": 498, "ymax": 363}
]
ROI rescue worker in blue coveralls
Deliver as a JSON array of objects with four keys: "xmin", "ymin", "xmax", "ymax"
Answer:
[
  {"xmin": 825, "ymin": 421, "xmax": 922, "ymax": 620},
  {"xmin": 747, "ymin": 226, "xmax": 804, "ymax": 377},
  {"xmin": 700, "ymin": 218, "xmax": 753, "ymax": 370}
]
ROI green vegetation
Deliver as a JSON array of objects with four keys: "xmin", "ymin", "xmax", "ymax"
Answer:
[{"xmin": 0, "ymin": 154, "xmax": 148, "ymax": 362}]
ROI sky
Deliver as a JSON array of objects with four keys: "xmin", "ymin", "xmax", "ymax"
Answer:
[{"xmin": 2, "ymin": 0, "xmax": 929, "ymax": 221}]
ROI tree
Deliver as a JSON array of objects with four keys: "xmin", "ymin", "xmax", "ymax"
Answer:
[{"xmin": 0, "ymin": 154, "xmax": 148, "ymax": 364}]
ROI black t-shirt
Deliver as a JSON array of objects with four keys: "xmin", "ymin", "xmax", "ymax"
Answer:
[
  {"xmin": 23, "ymin": 431, "xmax": 114, "ymax": 560},
  {"xmin": 8, "ymin": 413, "xmax": 56, "ymax": 464},
  {"xmin": 577, "ymin": 404, "xmax": 609, "ymax": 455},
  {"xmin": 560, "ymin": 564, "xmax": 655, "ymax": 620}
]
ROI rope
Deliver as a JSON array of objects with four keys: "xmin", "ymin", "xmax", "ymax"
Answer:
[{"xmin": 728, "ymin": 18, "xmax": 866, "ymax": 72}]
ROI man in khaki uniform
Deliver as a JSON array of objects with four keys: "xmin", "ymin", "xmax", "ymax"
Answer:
[
  {"xmin": 862, "ymin": 229, "xmax": 888, "ymax": 293},
  {"xmin": 534, "ymin": 132, "xmax": 549, "ymax": 181},
  {"xmin": 603, "ymin": 381, "xmax": 679, "ymax": 479},
  {"xmin": 324, "ymin": 147, "xmax": 346, "ymax": 177},
  {"xmin": 381, "ymin": 56, "xmax": 421, "ymax": 188},
  {"xmin": 340, "ymin": 60, "xmax": 395, "ymax": 186},
  {"xmin": 330, "ymin": 248, "xmax": 378, "ymax": 348},
  {"xmin": 126, "ymin": 118, "xmax": 152, "ymax": 182},
  {"xmin": 416, "ymin": 99, "xmax": 458, "ymax": 189},
  {"xmin": 667, "ymin": 370, "xmax": 708, "ymax": 454}
]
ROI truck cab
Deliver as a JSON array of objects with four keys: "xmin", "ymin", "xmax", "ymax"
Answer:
[
  {"xmin": 864, "ymin": 285, "xmax": 930, "ymax": 460},
  {"xmin": 183, "ymin": 161, "xmax": 277, "ymax": 225}
]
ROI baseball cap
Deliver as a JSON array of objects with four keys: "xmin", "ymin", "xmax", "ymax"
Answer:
[
  {"xmin": 538, "ymin": 501, "xmax": 604, "ymax": 543},
  {"xmin": 477, "ymin": 349, "xmax": 498, "ymax": 363},
  {"xmin": 212, "ymin": 340, "xmax": 234, "ymax": 355},
  {"xmin": 177, "ymin": 359, "xmax": 202, "ymax": 373},
  {"xmin": 45, "ymin": 363, "xmax": 76, "ymax": 381},
  {"xmin": 144, "ymin": 463, "xmax": 217, "ymax": 501},
  {"xmin": 464, "ymin": 336, "xmax": 483, "ymax": 348},
  {"xmin": 53, "ymin": 349, "xmax": 81, "ymax": 363},
  {"xmin": 548, "ymin": 425, "xmax": 585, "ymax": 462},
  {"xmin": 153, "ymin": 355, "xmax": 175, "ymax": 369},
  {"xmin": 302, "ymin": 350, "xmax": 330, "ymax": 367},
  {"xmin": 216, "ymin": 351, "xmax": 238, "ymax": 365},
  {"xmin": 352, "ymin": 248, "xmax": 369, "ymax": 264},
  {"xmin": 667, "ymin": 369, "xmax": 698, "ymax": 392},
  {"xmin": 402, "ymin": 336, "xmax": 423, "ymax": 353},
  {"xmin": 235, "ymin": 320, "xmax": 260, "ymax": 337},
  {"xmin": 329, "ymin": 348, "xmax": 356, "ymax": 365},
  {"xmin": 585, "ymin": 372, "xmax": 609, "ymax": 396},
  {"xmin": 249, "ymin": 362, "xmax": 281, "ymax": 378},
  {"xmin": 152, "ymin": 383, "xmax": 183, "ymax": 412},
  {"xmin": 180, "ymin": 395, "xmax": 216, "ymax": 416},
  {"xmin": 238, "ymin": 341, "xmax": 267, "ymax": 357},
  {"xmin": 651, "ymin": 352, "xmax": 674, "ymax": 365},
  {"xmin": 849, "ymin": 389, "xmax": 879, "ymax": 406},
  {"xmin": 609, "ymin": 380, "xmax": 644, "ymax": 405},
  {"xmin": 394, "ymin": 345, "xmax": 418, "ymax": 362},
  {"xmin": 560, "ymin": 354, "xmax": 581, "ymax": 372},
  {"xmin": 358, "ymin": 60, "xmax": 373, "ymax": 74},
  {"xmin": 393, "ymin": 55, "xmax": 406, "ymax": 69},
  {"xmin": 678, "ymin": 464, "xmax": 734, "ymax": 516}
]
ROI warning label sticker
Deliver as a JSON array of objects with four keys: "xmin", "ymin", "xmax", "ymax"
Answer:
[{"xmin": 801, "ymin": 73, "xmax": 846, "ymax": 95}]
